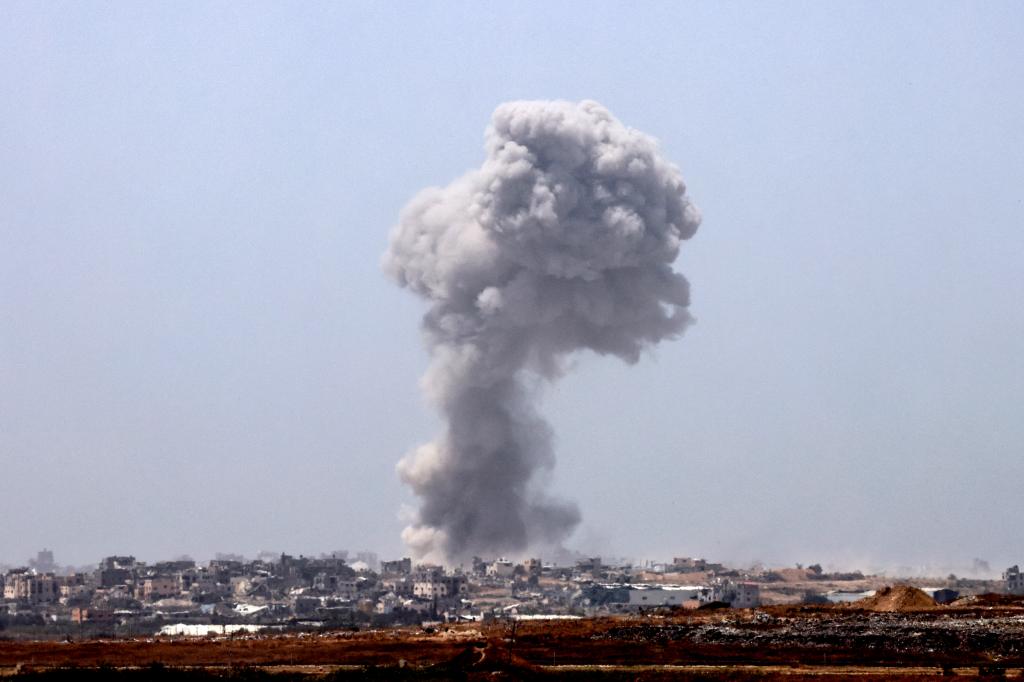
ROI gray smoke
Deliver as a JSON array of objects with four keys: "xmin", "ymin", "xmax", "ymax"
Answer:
[{"xmin": 384, "ymin": 100, "xmax": 700, "ymax": 563}]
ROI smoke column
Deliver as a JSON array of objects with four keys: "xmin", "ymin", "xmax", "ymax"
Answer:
[{"xmin": 384, "ymin": 100, "xmax": 700, "ymax": 562}]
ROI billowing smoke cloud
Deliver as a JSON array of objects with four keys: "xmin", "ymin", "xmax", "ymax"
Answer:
[{"xmin": 384, "ymin": 100, "xmax": 700, "ymax": 562}]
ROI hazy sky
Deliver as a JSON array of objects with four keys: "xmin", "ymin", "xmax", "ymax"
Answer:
[{"xmin": 2, "ymin": 1, "xmax": 1021, "ymax": 573}]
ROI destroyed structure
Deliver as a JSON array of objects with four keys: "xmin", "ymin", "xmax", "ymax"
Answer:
[{"xmin": 1006, "ymin": 565, "xmax": 1024, "ymax": 595}]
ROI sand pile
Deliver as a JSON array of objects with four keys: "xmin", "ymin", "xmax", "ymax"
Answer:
[{"xmin": 855, "ymin": 585, "xmax": 936, "ymax": 612}]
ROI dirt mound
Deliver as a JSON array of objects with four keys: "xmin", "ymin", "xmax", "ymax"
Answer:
[
  {"xmin": 952, "ymin": 593, "xmax": 1024, "ymax": 608},
  {"xmin": 774, "ymin": 567, "xmax": 813, "ymax": 583},
  {"xmin": 854, "ymin": 585, "xmax": 936, "ymax": 612}
]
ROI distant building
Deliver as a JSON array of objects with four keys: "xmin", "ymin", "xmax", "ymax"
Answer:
[
  {"xmin": 28, "ymin": 550, "xmax": 55, "ymax": 573},
  {"xmin": 231, "ymin": 576, "xmax": 271, "ymax": 598},
  {"xmin": 179, "ymin": 567, "xmax": 216, "ymax": 594},
  {"xmin": 383, "ymin": 577, "xmax": 415, "ymax": 598},
  {"xmin": 152, "ymin": 560, "xmax": 196, "ymax": 574},
  {"xmin": 672, "ymin": 557, "xmax": 707, "ymax": 572},
  {"xmin": 142, "ymin": 576, "xmax": 178, "ymax": 601},
  {"xmin": 381, "ymin": 558, "xmax": 412, "ymax": 575},
  {"xmin": 334, "ymin": 579, "xmax": 358, "ymax": 600},
  {"xmin": 487, "ymin": 559, "xmax": 515, "ymax": 578},
  {"xmin": 700, "ymin": 580, "xmax": 760, "ymax": 608},
  {"xmin": 71, "ymin": 607, "xmax": 115, "ymax": 624},
  {"xmin": 3, "ymin": 571, "xmax": 60, "ymax": 605},
  {"xmin": 99, "ymin": 556, "xmax": 136, "ymax": 571},
  {"xmin": 627, "ymin": 585, "xmax": 701, "ymax": 608},
  {"xmin": 413, "ymin": 571, "xmax": 466, "ymax": 599},
  {"xmin": 1004, "ymin": 566, "xmax": 1024, "ymax": 595},
  {"xmin": 734, "ymin": 583, "xmax": 761, "ymax": 608},
  {"xmin": 672, "ymin": 557, "xmax": 725, "ymax": 573},
  {"xmin": 58, "ymin": 574, "xmax": 90, "ymax": 602},
  {"xmin": 577, "ymin": 583, "xmax": 701, "ymax": 612},
  {"xmin": 376, "ymin": 592, "xmax": 401, "ymax": 615},
  {"xmin": 96, "ymin": 556, "xmax": 136, "ymax": 588}
]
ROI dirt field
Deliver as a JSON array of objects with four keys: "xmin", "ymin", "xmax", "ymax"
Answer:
[{"xmin": 4, "ymin": 594, "xmax": 1024, "ymax": 679}]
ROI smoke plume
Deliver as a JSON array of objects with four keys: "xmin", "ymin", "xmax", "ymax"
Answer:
[{"xmin": 384, "ymin": 100, "xmax": 700, "ymax": 562}]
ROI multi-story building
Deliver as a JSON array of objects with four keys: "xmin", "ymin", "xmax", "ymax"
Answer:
[
  {"xmin": 3, "ymin": 571, "xmax": 60, "ymax": 605},
  {"xmin": 699, "ymin": 579, "xmax": 760, "ymax": 608},
  {"xmin": 413, "ymin": 572, "xmax": 467, "ymax": 600},
  {"xmin": 381, "ymin": 558, "xmax": 412, "ymax": 575},
  {"xmin": 28, "ymin": 550, "xmax": 55, "ymax": 573},
  {"xmin": 142, "ymin": 576, "xmax": 179, "ymax": 600},
  {"xmin": 57, "ymin": 574, "xmax": 92, "ymax": 604},
  {"xmin": 383, "ymin": 577, "xmax": 415, "ymax": 598},
  {"xmin": 1005, "ymin": 566, "xmax": 1024, "ymax": 595},
  {"xmin": 96, "ymin": 556, "xmax": 136, "ymax": 588},
  {"xmin": 179, "ymin": 567, "xmax": 216, "ymax": 593},
  {"xmin": 311, "ymin": 573, "xmax": 358, "ymax": 599}
]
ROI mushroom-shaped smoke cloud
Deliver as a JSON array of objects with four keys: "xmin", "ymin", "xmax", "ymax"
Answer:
[{"xmin": 384, "ymin": 100, "xmax": 700, "ymax": 563}]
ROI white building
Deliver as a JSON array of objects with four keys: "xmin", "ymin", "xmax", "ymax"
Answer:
[{"xmin": 627, "ymin": 585, "xmax": 702, "ymax": 608}]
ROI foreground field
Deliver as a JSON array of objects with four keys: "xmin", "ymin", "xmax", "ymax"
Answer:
[{"xmin": 4, "ymin": 597, "xmax": 1024, "ymax": 679}]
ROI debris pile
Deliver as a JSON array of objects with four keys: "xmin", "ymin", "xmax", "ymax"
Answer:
[{"xmin": 854, "ymin": 585, "xmax": 936, "ymax": 612}]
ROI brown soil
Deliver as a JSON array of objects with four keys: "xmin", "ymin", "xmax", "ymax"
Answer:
[
  {"xmin": 852, "ymin": 585, "xmax": 937, "ymax": 612},
  {"xmin": 4, "ymin": 603, "xmax": 1024, "ymax": 678},
  {"xmin": 954, "ymin": 593, "xmax": 1024, "ymax": 608}
]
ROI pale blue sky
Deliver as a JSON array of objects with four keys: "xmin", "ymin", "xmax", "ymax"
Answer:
[{"xmin": 1, "ymin": 1, "xmax": 1022, "ymax": 572}]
